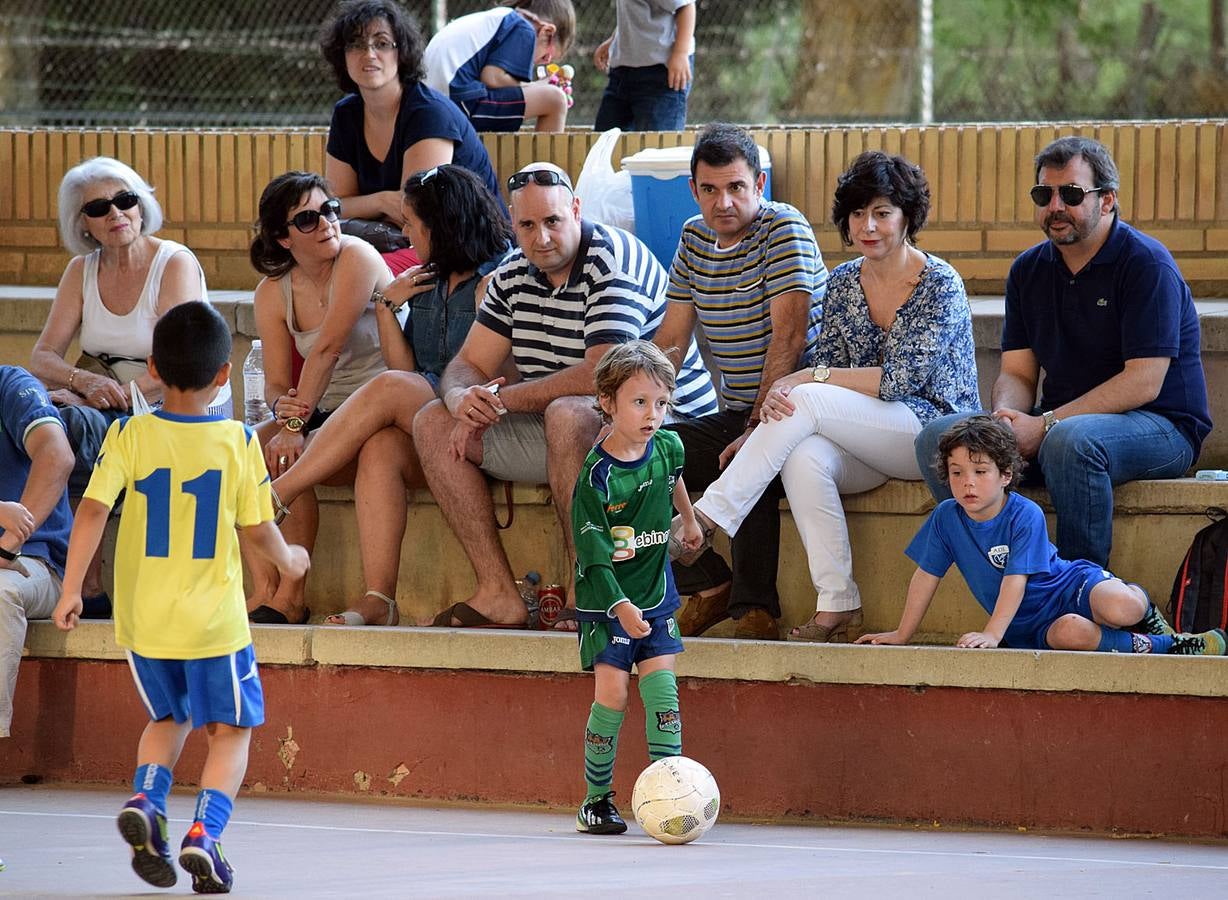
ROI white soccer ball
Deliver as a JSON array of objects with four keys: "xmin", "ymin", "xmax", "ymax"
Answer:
[{"xmin": 631, "ymin": 756, "xmax": 720, "ymax": 845}]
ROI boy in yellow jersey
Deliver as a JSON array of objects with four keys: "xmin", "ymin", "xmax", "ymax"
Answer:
[{"xmin": 54, "ymin": 302, "xmax": 309, "ymax": 894}]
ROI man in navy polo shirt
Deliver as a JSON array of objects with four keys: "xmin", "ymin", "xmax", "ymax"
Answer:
[
  {"xmin": 915, "ymin": 136, "xmax": 1211, "ymax": 567},
  {"xmin": 0, "ymin": 366, "xmax": 74, "ymax": 737}
]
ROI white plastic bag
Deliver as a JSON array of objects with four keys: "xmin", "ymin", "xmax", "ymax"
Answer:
[
  {"xmin": 575, "ymin": 128, "xmax": 635, "ymax": 232},
  {"xmin": 129, "ymin": 381, "xmax": 154, "ymax": 415}
]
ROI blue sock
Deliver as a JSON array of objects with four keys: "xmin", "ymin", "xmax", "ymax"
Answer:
[
  {"xmin": 1146, "ymin": 634, "xmax": 1174, "ymax": 654},
  {"xmin": 193, "ymin": 789, "xmax": 234, "ymax": 839},
  {"xmin": 132, "ymin": 764, "xmax": 173, "ymax": 815},
  {"xmin": 1096, "ymin": 628, "xmax": 1173, "ymax": 654}
]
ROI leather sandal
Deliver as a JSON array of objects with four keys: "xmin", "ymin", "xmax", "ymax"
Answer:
[
  {"xmin": 668, "ymin": 513, "xmax": 717, "ymax": 566},
  {"xmin": 270, "ymin": 486, "xmax": 290, "ymax": 525},
  {"xmin": 324, "ymin": 590, "xmax": 399, "ymax": 626},
  {"xmin": 787, "ymin": 609, "xmax": 865, "ymax": 643}
]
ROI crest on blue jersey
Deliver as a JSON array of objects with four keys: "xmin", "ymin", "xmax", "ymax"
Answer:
[{"xmin": 988, "ymin": 544, "xmax": 1010, "ymax": 569}]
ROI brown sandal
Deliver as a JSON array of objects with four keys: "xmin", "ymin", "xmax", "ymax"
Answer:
[
  {"xmin": 428, "ymin": 601, "xmax": 525, "ymax": 629},
  {"xmin": 787, "ymin": 609, "xmax": 864, "ymax": 643}
]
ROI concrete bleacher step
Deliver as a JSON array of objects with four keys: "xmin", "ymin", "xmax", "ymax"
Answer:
[{"xmin": 12, "ymin": 619, "xmax": 1228, "ymax": 839}]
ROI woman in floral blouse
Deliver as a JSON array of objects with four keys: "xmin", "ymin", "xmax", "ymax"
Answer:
[{"xmin": 684, "ymin": 151, "xmax": 979, "ymax": 642}]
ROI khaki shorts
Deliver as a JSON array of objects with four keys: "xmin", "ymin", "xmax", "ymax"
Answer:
[{"xmin": 480, "ymin": 413, "xmax": 549, "ymax": 483}]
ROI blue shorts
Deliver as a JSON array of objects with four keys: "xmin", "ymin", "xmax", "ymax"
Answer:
[
  {"xmin": 460, "ymin": 86, "xmax": 526, "ymax": 132},
  {"xmin": 591, "ymin": 611, "xmax": 684, "ymax": 673},
  {"xmin": 1006, "ymin": 562, "xmax": 1116, "ymax": 650},
  {"xmin": 126, "ymin": 644, "xmax": 265, "ymax": 728}
]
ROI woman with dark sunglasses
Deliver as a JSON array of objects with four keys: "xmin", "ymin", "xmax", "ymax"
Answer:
[
  {"xmin": 32, "ymin": 156, "xmax": 226, "ymax": 417},
  {"xmin": 320, "ymin": 0, "xmax": 504, "ymax": 274},
  {"xmin": 245, "ymin": 170, "xmax": 391, "ymax": 625},
  {"xmin": 264, "ymin": 164, "xmax": 512, "ymax": 627},
  {"xmin": 29, "ymin": 155, "xmax": 229, "ymax": 615}
]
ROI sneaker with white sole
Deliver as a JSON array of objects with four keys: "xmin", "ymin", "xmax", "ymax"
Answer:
[
  {"xmin": 178, "ymin": 821, "xmax": 234, "ymax": 894},
  {"xmin": 116, "ymin": 792, "xmax": 176, "ymax": 888}
]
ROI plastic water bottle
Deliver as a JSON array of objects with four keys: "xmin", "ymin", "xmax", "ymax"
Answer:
[
  {"xmin": 243, "ymin": 340, "xmax": 270, "ymax": 425},
  {"xmin": 517, "ymin": 571, "xmax": 542, "ymax": 626}
]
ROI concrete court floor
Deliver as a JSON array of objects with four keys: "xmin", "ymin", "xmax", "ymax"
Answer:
[{"xmin": 1, "ymin": 785, "xmax": 1225, "ymax": 898}]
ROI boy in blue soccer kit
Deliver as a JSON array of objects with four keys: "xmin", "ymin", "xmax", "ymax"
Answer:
[
  {"xmin": 54, "ymin": 302, "xmax": 309, "ymax": 893},
  {"xmin": 424, "ymin": 1, "xmax": 575, "ymax": 132},
  {"xmin": 859, "ymin": 415, "xmax": 1226, "ymax": 655},
  {"xmin": 571, "ymin": 341, "xmax": 703, "ymax": 834}
]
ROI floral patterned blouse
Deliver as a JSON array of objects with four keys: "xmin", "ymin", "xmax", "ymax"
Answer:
[{"xmin": 811, "ymin": 254, "xmax": 979, "ymax": 425}]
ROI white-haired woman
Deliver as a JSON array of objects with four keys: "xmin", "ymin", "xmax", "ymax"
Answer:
[
  {"xmin": 30, "ymin": 156, "xmax": 226, "ymax": 612},
  {"xmin": 32, "ymin": 156, "xmax": 228, "ymax": 418}
]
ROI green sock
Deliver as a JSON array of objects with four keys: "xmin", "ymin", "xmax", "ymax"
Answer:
[
  {"xmin": 584, "ymin": 702, "xmax": 624, "ymax": 801},
  {"xmin": 639, "ymin": 669, "xmax": 682, "ymax": 760}
]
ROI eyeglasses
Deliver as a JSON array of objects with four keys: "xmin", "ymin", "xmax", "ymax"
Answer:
[
  {"xmin": 506, "ymin": 170, "xmax": 573, "ymax": 193},
  {"xmin": 287, "ymin": 199, "xmax": 342, "ymax": 234},
  {"xmin": 1029, "ymin": 184, "xmax": 1105, "ymax": 207},
  {"xmin": 345, "ymin": 38, "xmax": 397, "ymax": 54},
  {"xmin": 81, "ymin": 190, "xmax": 140, "ymax": 218}
]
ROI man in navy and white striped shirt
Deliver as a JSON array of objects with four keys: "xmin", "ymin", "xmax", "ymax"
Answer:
[{"xmin": 414, "ymin": 162, "xmax": 716, "ymax": 629}]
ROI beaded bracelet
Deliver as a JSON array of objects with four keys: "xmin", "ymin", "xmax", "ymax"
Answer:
[{"xmin": 372, "ymin": 288, "xmax": 397, "ymax": 312}]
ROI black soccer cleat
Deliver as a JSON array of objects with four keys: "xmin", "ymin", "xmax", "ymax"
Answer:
[{"xmin": 576, "ymin": 791, "xmax": 628, "ymax": 835}]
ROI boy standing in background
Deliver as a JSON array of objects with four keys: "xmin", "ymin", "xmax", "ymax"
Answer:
[{"xmin": 594, "ymin": 0, "xmax": 696, "ymax": 132}]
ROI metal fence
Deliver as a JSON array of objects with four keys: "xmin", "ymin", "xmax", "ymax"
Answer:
[{"xmin": 0, "ymin": 1, "xmax": 1225, "ymax": 127}]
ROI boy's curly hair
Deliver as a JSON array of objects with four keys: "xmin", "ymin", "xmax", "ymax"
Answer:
[{"xmin": 935, "ymin": 415, "xmax": 1024, "ymax": 488}]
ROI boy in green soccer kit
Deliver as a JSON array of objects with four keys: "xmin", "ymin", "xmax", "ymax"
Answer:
[
  {"xmin": 55, "ymin": 302, "xmax": 309, "ymax": 893},
  {"xmin": 571, "ymin": 341, "xmax": 703, "ymax": 834}
]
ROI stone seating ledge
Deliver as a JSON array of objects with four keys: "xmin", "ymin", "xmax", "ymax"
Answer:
[{"xmin": 23, "ymin": 619, "xmax": 1228, "ymax": 699}]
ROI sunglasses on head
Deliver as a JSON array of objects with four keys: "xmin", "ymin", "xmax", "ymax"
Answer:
[
  {"xmin": 81, "ymin": 190, "xmax": 140, "ymax": 218},
  {"xmin": 506, "ymin": 170, "xmax": 572, "ymax": 193},
  {"xmin": 406, "ymin": 166, "xmax": 441, "ymax": 188},
  {"xmin": 1029, "ymin": 184, "xmax": 1105, "ymax": 207},
  {"xmin": 287, "ymin": 199, "xmax": 342, "ymax": 234}
]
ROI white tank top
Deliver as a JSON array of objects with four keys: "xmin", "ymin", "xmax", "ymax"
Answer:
[{"xmin": 79, "ymin": 239, "xmax": 231, "ymax": 407}]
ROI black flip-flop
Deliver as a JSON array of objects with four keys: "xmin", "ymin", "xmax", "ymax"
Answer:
[{"xmin": 248, "ymin": 604, "xmax": 309, "ymax": 625}]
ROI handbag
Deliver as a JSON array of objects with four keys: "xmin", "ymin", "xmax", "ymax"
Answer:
[{"xmin": 340, "ymin": 218, "xmax": 411, "ymax": 254}]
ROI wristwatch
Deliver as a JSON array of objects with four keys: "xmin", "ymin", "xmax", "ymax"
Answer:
[
  {"xmin": 0, "ymin": 546, "xmax": 20, "ymax": 562},
  {"xmin": 284, "ymin": 415, "xmax": 307, "ymax": 434},
  {"xmin": 1042, "ymin": 410, "xmax": 1061, "ymax": 434},
  {"xmin": 812, "ymin": 364, "xmax": 831, "ymax": 383}
]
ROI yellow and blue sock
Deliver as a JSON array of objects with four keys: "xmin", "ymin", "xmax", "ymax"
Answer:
[
  {"xmin": 583, "ymin": 702, "xmax": 624, "ymax": 801},
  {"xmin": 639, "ymin": 669, "xmax": 682, "ymax": 760},
  {"xmin": 133, "ymin": 763, "xmax": 173, "ymax": 815},
  {"xmin": 192, "ymin": 789, "xmax": 233, "ymax": 839}
]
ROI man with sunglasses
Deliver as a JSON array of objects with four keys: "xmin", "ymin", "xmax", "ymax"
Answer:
[
  {"xmin": 915, "ymin": 136, "xmax": 1210, "ymax": 569},
  {"xmin": 413, "ymin": 162, "xmax": 717, "ymax": 629}
]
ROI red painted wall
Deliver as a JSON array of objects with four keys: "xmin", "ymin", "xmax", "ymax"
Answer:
[{"xmin": 3, "ymin": 659, "xmax": 1225, "ymax": 837}]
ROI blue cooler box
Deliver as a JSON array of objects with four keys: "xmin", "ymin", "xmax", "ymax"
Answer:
[{"xmin": 622, "ymin": 145, "xmax": 772, "ymax": 267}]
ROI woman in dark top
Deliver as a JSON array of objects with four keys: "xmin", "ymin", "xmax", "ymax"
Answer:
[
  {"xmin": 269, "ymin": 164, "xmax": 512, "ymax": 626},
  {"xmin": 321, "ymin": 0, "xmax": 503, "ymax": 234}
]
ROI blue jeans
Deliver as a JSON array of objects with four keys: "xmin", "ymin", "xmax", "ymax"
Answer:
[
  {"xmin": 594, "ymin": 62, "xmax": 690, "ymax": 132},
  {"xmin": 914, "ymin": 410, "xmax": 1194, "ymax": 566}
]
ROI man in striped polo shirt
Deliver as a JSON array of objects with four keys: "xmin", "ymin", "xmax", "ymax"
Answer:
[
  {"xmin": 414, "ymin": 162, "xmax": 717, "ymax": 629},
  {"xmin": 653, "ymin": 123, "xmax": 827, "ymax": 640}
]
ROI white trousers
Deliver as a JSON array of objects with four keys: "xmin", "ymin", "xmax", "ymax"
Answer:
[
  {"xmin": 694, "ymin": 382, "xmax": 922, "ymax": 613},
  {"xmin": 0, "ymin": 557, "xmax": 62, "ymax": 737}
]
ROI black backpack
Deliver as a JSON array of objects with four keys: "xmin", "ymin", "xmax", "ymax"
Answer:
[{"xmin": 1169, "ymin": 507, "xmax": 1228, "ymax": 632}]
